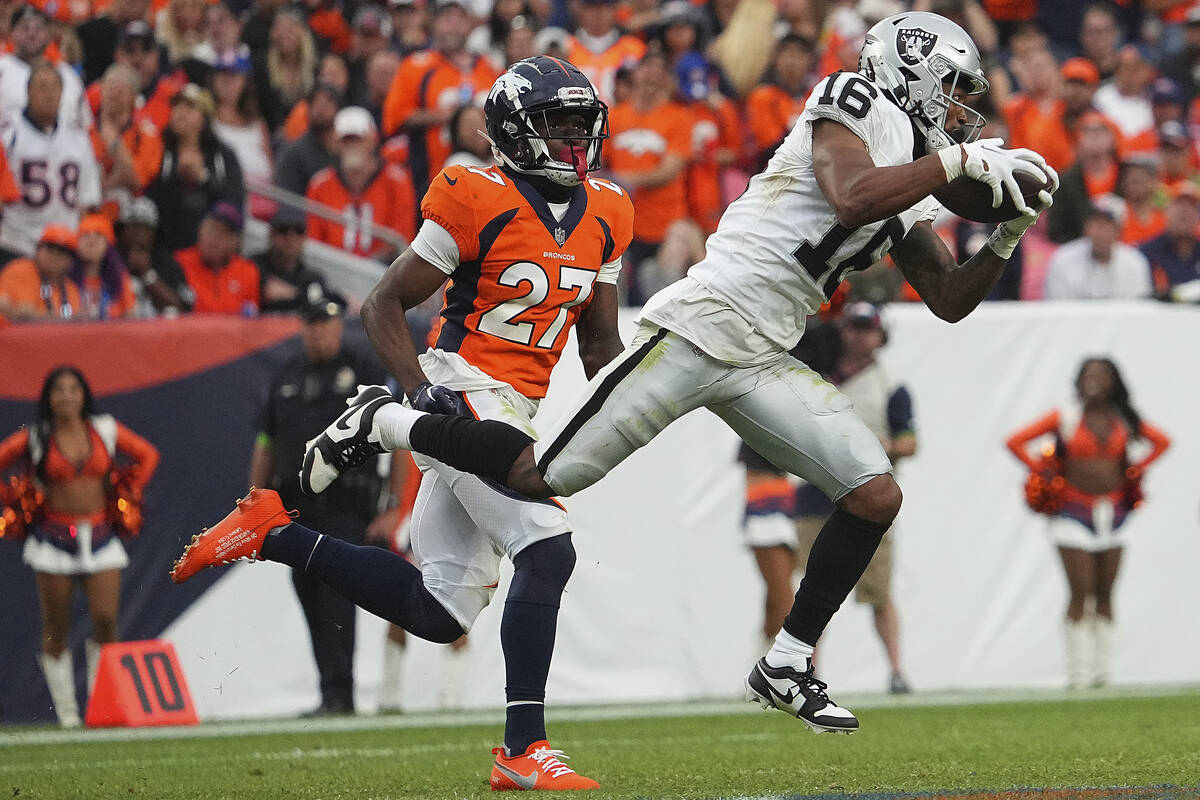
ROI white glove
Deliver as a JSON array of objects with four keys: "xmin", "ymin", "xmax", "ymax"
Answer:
[
  {"xmin": 938, "ymin": 138, "xmax": 1054, "ymax": 215},
  {"xmin": 986, "ymin": 161, "xmax": 1059, "ymax": 259}
]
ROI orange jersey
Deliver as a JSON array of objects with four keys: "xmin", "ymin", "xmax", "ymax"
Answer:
[
  {"xmin": 0, "ymin": 258, "xmax": 82, "ymax": 320},
  {"xmin": 174, "ymin": 248, "xmax": 261, "ymax": 313},
  {"xmin": 746, "ymin": 84, "xmax": 809, "ymax": 157},
  {"xmin": 565, "ymin": 35, "xmax": 646, "ymax": 105},
  {"xmin": 86, "ymin": 71, "xmax": 184, "ymax": 134},
  {"xmin": 1122, "ymin": 205, "xmax": 1166, "ymax": 245},
  {"xmin": 607, "ymin": 100, "xmax": 692, "ymax": 244},
  {"xmin": 686, "ymin": 98, "xmax": 742, "ymax": 235},
  {"xmin": 424, "ymin": 164, "xmax": 634, "ymax": 398},
  {"xmin": 1003, "ymin": 96, "xmax": 1076, "ymax": 173},
  {"xmin": 306, "ymin": 163, "xmax": 418, "ymax": 258},
  {"xmin": 382, "ymin": 51, "xmax": 499, "ymax": 183}
]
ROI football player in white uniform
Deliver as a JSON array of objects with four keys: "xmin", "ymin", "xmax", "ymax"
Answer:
[
  {"xmin": 0, "ymin": 63, "xmax": 102, "ymax": 258},
  {"xmin": 303, "ymin": 12, "xmax": 1058, "ymax": 733}
]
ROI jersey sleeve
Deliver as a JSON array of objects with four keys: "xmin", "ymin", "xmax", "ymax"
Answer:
[
  {"xmin": 78, "ymin": 139, "xmax": 103, "ymax": 209},
  {"xmin": 410, "ymin": 219, "xmax": 461, "ymax": 275},
  {"xmin": 421, "ymin": 167, "xmax": 480, "ymax": 262},
  {"xmin": 383, "ymin": 54, "xmax": 430, "ymax": 136},
  {"xmin": 803, "ymin": 73, "xmax": 879, "ymax": 149}
]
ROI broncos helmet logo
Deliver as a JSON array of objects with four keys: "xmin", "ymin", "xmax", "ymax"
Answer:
[{"xmin": 488, "ymin": 71, "xmax": 535, "ymax": 103}]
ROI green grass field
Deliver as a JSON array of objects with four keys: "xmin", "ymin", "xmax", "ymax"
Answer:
[{"xmin": 3, "ymin": 691, "xmax": 1199, "ymax": 800}]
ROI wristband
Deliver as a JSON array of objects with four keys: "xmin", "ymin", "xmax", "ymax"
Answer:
[
  {"xmin": 937, "ymin": 145, "xmax": 965, "ymax": 182},
  {"xmin": 986, "ymin": 220, "xmax": 1024, "ymax": 260}
]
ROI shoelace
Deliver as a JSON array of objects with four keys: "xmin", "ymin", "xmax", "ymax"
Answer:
[
  {"xmin": 798, "ymin": 665, "xmax": 832, "ymax": 704},
  {"xmin": 530, "ymin": 747, "xmax": 576, "ymax": 778},
  {"xmin": 330, "ymin": 438, "xmax": 381, "ymax": 470}
]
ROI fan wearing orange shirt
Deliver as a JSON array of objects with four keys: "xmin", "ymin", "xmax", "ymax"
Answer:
[
  {"xmin": 1002, "ymin": 48, "xmax": 1077, "ymax": 174},
  {"xmin": 91, "ymin": 63, "xmax": 164, "ymax": 217},
  {"xmin": 746, "ymin": 34, "xmax": 816, "ymax": 169},
  {"xmin": 0, "ymin": 225, "xmax": 82, "ymax": 322},
  {"xmin": 677, "ymin": 54, "xmax": 742, "ymax": 236},
  {"xmin": 172, "ymin": 57, "xmax": 629, "ymax": 792},
  {"xmin": 306, "ymin": 107, "xmax": 417, "ymax": 261},
  {"xmin": 85, "ymin": 21, "xmax": 185, "ymax": 134},
  {"xmin": 1006, "ymin": 357, "xmax": 1169, "ymax": 689},
  {"xmin": 607, "ymin": 52, "xmax": 691, "ymax": 304},
  {"xmin": 565, "ymin": 0, "xmax": 646, "ymax": 105},
  {"xmin": 381, "ymin": 0, "xmax": 498, "ymax": 192},
  {"xmin": 173, "ymin": 202, "xmax": 260, "ymax": 314}
]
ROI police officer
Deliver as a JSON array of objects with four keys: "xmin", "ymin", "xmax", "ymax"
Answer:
[{"xmin": 249, "ymin": 292, "xmax": 388, "ymax": 715}]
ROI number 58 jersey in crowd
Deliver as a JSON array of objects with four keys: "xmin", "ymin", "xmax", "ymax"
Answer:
[
  {"xmin": 640, "ymin": 71, "xmax": 940, "ymax": 366},
  {"xmin": 0, "ymin": 111, "xmax": 102, "ymax": 257},
  {"xmin": 419, "ymin": 163, "xmax": 633, "ymax": 399}
]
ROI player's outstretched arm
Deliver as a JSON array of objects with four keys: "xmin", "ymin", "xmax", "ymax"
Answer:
[
  {"xmin": 362, "ymin": 249, "xmax": 450, "ymax": 398},
  {"xmin": 811, "ymin": 120, "xmax": 951, "ymax": 228},
  {"xmin": 574, "ymin": 282, "xmax": 623, "ymax": 379},
  {"xmin": 889, "ymin": 220, "xmax": 1007, "ymax": 323}
]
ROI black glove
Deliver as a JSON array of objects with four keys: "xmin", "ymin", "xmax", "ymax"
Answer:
[{"xmin": 409, "ymin": 382, "xmax": 469, "ymax": 416}]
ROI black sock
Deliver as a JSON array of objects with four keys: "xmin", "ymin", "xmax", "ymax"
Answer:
[
  {"xmin": 501, "ymin": 534, "xmax": 576, "ymax": 755},
  {"xmin": 408, "ymin": 415, "xmax": 533, "ymax": 485},
  {"xmin": 783, "ymin": 508, "xmax": 889, "ymax": 645},
  {"xmin": 262, "ymin": 523, "xmax": 463, "ymax": 643}
]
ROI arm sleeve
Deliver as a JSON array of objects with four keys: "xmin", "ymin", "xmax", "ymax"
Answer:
[
  {"xmin": 114, "ymin": 421, "xmax": 159, "ymax": 487},
  {"xmin": 596, "ymin": 256, "xmax": 622, "ymax": 285},
  {"xmin": 409, "ymin": 219, "xmax": 461, "ymax": 275},
  {"xmin": 0, "ymin": 429, "xmax": 29, "ymax": 473},
  {"xmin": 887, "ymin": 386, "xmax": 915, "ymax": 437},
  {"xmin": 383, "ymin": 57, "xmax": 424, "ymax": 136},
  {"xmin": 1132, "ymin": 420, "xmax": 1170, "ymax": 471},
  {"xmin": 1005, "ymin": 410, "xmax": 1060, "ymax": 470}
]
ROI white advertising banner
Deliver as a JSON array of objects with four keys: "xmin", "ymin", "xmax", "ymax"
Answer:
[{"xmin": 165, "ymin": 302, "xmax": 1200, "ymax": 719}]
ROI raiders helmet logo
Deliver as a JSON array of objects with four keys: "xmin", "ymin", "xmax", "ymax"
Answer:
[{"xmin": 897, "ymin": 27, "xmax": 938, "ymax": 66}]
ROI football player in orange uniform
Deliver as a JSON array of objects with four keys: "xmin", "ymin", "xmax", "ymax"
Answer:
[{"xmin": 172, "ymin": 56, "xmax": 631, "ymax": 791}]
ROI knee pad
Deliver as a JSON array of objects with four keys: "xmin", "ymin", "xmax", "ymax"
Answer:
[{"xmin": 511, "ymin": 533, "xmax": 576, "ymax": 600}]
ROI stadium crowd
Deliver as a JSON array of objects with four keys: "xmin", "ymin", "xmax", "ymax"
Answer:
[{"xmin": 1, "ymin": 0, "xmax": 1200, "ymax": 320}]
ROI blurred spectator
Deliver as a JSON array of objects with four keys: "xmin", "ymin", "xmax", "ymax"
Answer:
[
  {"xmin": 241, "ymin": 0, "xmax": 288, "ymax": 54},
  {"xmin": 1093, "ymin": 45, "xmax": 1156, "ymax": 154},
  {"xmin": 607, "ymin": 53, "xmax": 690, "ymax": 305},
  {"xmin": 0, "ymin": 7, "xmax": 91, "ymax": 131},
  {"xmin": 71, "ymin": 213, "xmax": 136, "ymax": 319},
  {"xmin": 382, "ymin": 0, "xmax": 498, "ymax": 192},
  {"xmin": 248, "ymin": 292, "xmax": 387, "ymax": 717},
  {"xmin": 93, "ymin": 64, "xmax": 163, "ymax": 215},
  {"xmin": 173, "ymin": 201, "xmax": 260, "ymax": 313},
  {"xmin": 443, "ymin": 104, "xmax": 492, "ymax": 168},
  {"xmin": 273, "ymin": 81, "xmax": 342, "ymax": 197},
  {"xmin": 1003, "ymin": 48, "xmax": 1077, "ymax": 173},
  {"xmin": 155, "ymin": 0, "xmax": 207, "ymax": 69},
  {"xmin": 87, "ymin": 21, "xmax": 185, "ymax": 133},
  {"xmin": 466, "ymin": 0, "xmax": 533, "ymax": 68},
  {"xmin": 1060, "ymin": 57, "xmax": 1100, "ymax": 142},
  {"xmin": 389, "ymin": 0, "xmax": 432, "ymax": 56},
  {"xmin": 1163, "ymin": 7, "xmax": 1200, "ymax": 104},
  {"xmin": 501, "ymin": 16, "xmax": 539, "ymax": 66},
  {"xmin": 566, "ymin": 0, "xmax": 646, "ymax": 105},
  {"xmin": 115, "ymin": 196, "xmax": 193, "ymax": 316},
  {"xmin": 209, "ymin": 49, "xmax": 272, "ymax": 220},
  {"xmin": 279, "ymin": 54, "xmax": 349, "ymax": 145},
  {"xmin": 0, "ymin": 63, "xmax": 101, "ymax": 260},
  {"xmin": 1149, "ymin": 77, "xmax": 1186, "ymax": 129},
  {"xmin": 1048, "ymin": 111, "xmax": 1120, "ymax": 243},
  {"xmin": 1115, "ymin": 157, "xmax": 1165, "ymax": 245},
  {"xmin": 254, "ymin": 9, "xmax": 317, "ymax": 132},
  {"xmin": 678, "ymin": 54, "xmax": 740, "ymax": 235},
  {"xmin": 1043, "ymin": 204, "xmax": 1153, "ymax": 300},
  {"xmin": 254, "ymin": 205, "xmax": 327, "ymax": 314},
  {"xmin": 746, "ymin": 34, "xmax": 815, "ymax": 170},
  {"xmin": 1141, "ymin": 186, "xmax": 1200, "ymax": 299},
  {"xmin": 346, "ymin": 6, "xmax": 394, "ymax": 107},
  {"xmin": 653, "ymin": 0, "xmax": 708, "ymax": 69},
  {"xmin": 303, "ymin": 0, "xmax": 354, "ymax": 55},
  {"xmin": 306, "ymin": 107, "xmax": 417, "ymax": 260},
  {"xmin": 1077, "ymin": 2, "xmax": 1122, "ymax": 80},
  {"xmin": 146, "ymin": 83, "xmax": 245, "ymax": 251},
  {"xmin": 362, "ymin": 47, "xmax": 403, "ymax": 131},
  {"xmin": 0, "ymin": 225, "xmax": 80, "ymax": 321},
  {"xmin": 75, "ymin": 0, "xmax": 151, "ymax": 85},
  {"xmin": 0, "ymin": 366, "xmax": 158, "ymax": 726},
  {"xmin": 1157, "ymin": 121, "xmax": 1196, "ymax": 192},
  {"xmin": 192, "ymin": 1, "xmax": 245, "ymax": 72},
  {"xmin": 774, "ymin": 0, "xmax": 825, "ymax": 41}
]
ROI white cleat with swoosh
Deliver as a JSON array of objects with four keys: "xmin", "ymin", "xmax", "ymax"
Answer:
[{"xmin": 745, "ymin": 656, "xmax": 859, "ymax": 734}]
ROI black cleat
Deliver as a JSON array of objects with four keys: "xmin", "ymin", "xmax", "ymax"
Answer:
[{"xmin": 745, "ymin": 657, "xmax": 859, "ymax": 734}]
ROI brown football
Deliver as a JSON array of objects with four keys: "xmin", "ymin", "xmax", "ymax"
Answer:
[{"xmin": 933, "ymin": 171, "xmax": 1054, "ymax": 224}]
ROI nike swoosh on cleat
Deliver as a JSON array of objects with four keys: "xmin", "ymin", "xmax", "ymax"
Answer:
[
  {"xmin": 494, "ymin": 762, "xmax": 538, "ymax": 789},
  {"xmin": 761, "ymin": 671, "xmax": 799, "ymax": 705}
]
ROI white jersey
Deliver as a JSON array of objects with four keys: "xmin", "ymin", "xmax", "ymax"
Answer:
[
  {"xmin": 0, "ymin": 112, "xmax": 102, "ymax": 256},
  {"xmin": 0, "ymin": 55, "xmax": 92, "ymax": 133},
  {"xmin": 639, "ymin": 72, "xmax": 939, "ymax": 365}
]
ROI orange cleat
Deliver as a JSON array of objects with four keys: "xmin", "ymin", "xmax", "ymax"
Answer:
[
  {"xmin": 170, "ymin": 488, "xmax": 296, "ymax": 584},
  {"xmin": 489, "ymin": 740, "xmax": 599, "ymax": 791}
]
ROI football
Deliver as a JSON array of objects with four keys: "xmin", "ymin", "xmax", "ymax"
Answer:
[{"xmin": 933, "ymin": 171, "xmax": 1054, "ymax": 224}]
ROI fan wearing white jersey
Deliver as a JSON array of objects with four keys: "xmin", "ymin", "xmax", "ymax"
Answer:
[
  {"xmin": 303, "ymin": 12, "xmax": 1059, "ymax": 734},
  {"xmin": 0, "ymin": 8, "xmax": 92, "ymax": 133},
  {"xmin": 0, "ymin": 63, "xmax": 102, "ymax": 259}
]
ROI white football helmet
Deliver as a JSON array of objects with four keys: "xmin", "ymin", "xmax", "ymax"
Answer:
[{"xmin": 859, "ymin": 11, "xmax": 989, "ymax": 153}]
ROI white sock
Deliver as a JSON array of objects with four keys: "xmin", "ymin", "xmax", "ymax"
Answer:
[
  {"xmin": 765, "ymin": 629, "xmax": 814, "ymax": 669},
  {"xmin": 374, "ymin": 404, "xmax": 423, "ymax": 451},
  {"xmin": 378, "ymin": 637, "xmax": 405, "ymax": 711}
]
